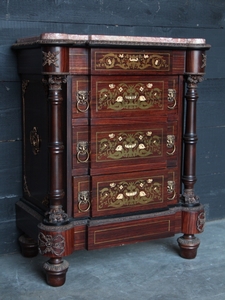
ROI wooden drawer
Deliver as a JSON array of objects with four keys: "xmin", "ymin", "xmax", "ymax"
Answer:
[
  {"xmin": 90, "ymin": 122, "xmax": 167, "ymax": 175},
  {"xmin": 91, "ymin": 170, "xmax": 168, "ymax": 217},
  {"xmin": 72, "ymin": 168, "xmax": 179, "ymax": 218},
  {"xmin": 91, "ymin": 48, "xmax": 185, "ymax": 75},
  {"xmin": 90, "ymin": 76, "xmax": 179, "ymax": 119},
  {"xmin": 88, "ymin": 213, "xmax": 176, "ymax": 250}
]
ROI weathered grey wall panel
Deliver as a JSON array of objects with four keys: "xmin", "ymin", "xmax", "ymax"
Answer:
[{"xmin": 0, "ymin": 0, "xmax": 224, "ymax": 253}]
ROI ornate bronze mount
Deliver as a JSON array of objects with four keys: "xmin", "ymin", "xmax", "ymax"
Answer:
[
  {"xmin": 166, "ymin": 135, "xmax": 176, "ymax": 155},
  {"xmin": 30, "ymin": 126, "xmax": 41, "ymax": 155},
  {"xmin": 78, "ymin": 191, "xmax": 91, "ymax": 212},
  {"xmin": 76, "ymin": 141, "xmax": 89, "ymax": 163},
  {"xmin": 43, "ymin": 205, "xmax": 69, "ymax": 225},
  {"xmin": 167, "ymin": 180, "xmax": 176, "ymax": 201},
  {"xmin": 181, "ymin": 189, "xmax": 200, "ymax": 206},
  {"xmin": 76, "ymin": 91, "xmax": 89, "ymax": 112},
  {"xmin": 168, "ymin": 89, "xmax": 176, "ymax": 109},
  {"xmin": 42, "ymin": 51, "xmax": 59, "ymax": 67}
]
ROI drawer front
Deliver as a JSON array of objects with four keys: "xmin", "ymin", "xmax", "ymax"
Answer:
[
  {"xmin": 90, "ymin": 76, "xmax": 179, "ymax": 118},
  {"xmin": 88, "ymin": 214, "xmax": 175, "ymax": 250},
  {"xmin": 91, "ymin": 170, "xmax": 169, "ymax": 217},
  {"xmin": 91, "ymin": 48, "xmax": 185, "ymax": 75},
  {"xmin": 90, "ymin": 123, "xmax": 167, "ymax": 174}
]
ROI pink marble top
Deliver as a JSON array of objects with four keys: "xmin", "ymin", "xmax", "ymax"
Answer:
[{"xmin": 14, "ymin": 33, "xmax": 209, "ymax": 48}]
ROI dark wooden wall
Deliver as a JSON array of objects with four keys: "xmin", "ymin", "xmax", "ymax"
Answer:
[{"xmin": 0, "ymin": 0, "xmax": 224, "ymax": 254}]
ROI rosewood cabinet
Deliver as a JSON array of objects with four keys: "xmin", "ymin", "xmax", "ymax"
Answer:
[{"xmin": 12, "ymin": 33, "xmax": 210, "ymax": 286}]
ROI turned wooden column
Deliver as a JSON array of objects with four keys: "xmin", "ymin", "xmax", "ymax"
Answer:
[
  {"xmin": 178, "ymin": 49, "xmax": 207, "ymax": 259},
  {"xmin": 37, "ymin": 46, "xmax": 73, "ymax": 287}
]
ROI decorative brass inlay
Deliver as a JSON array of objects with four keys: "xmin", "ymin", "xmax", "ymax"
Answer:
[
  {"xmin": 76, "ymin": 91, "xmax": 89, "ymax": 112},
  {"xmin": 30, "ymin": 126, "xmax": 41, "ymax": 155},
  {"xmin": 42, "ymin": 51, "xmax": 59, "ymax": 67},
  {"xmin": 97, "ymin": 82, "xmax": 163, "ymax": 111},
  {"xmin": 78, "ymin": 191, "xmax": 91, "ymax": 212},
  {"xmin": 38, "ymin": 232, "xmax": 65, "ymax": 256},
  {"xmin": 98, "ymin": 177, "xmax": 163, "ymax": 210},
  {"xmin": 167, "ymin": 180, "xmax": 176, "ymax": 201},
  {"xmin": 96, "ymin": 52, "xmax": 170, "ymax": 71},
  {"xmin": 77, "ymin": 141, "xmax": 89, "ymax": 163},
  {"xmin": 23, "ymin": 175, "xmax": 31, "ymax": 197},
  {"xmin": 201, "ymin": 53, "xmax": 207, "ymax": 69},
  {"xmin": 168, "ymin": 89, "xmax": 177, "ymax": 109},
  {"xmin": 197, "ymin": 211, "xmax": 206, "ymax": 232},
  {"xmin": 97, "ymin": 130, "xmax": 162, "ymax": 161},
  {"xmin": 166, "ymin": 135, "xmax": 176, "ymax": 155}
]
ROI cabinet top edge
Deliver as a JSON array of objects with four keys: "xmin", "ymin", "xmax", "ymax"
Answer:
[{"xmin": 12, "ymin": 33, "xmax": 211, "ymax": 49}]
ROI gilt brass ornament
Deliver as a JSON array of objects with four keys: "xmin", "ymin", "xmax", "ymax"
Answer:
[{"xmin": 30, "ymin": 127, "xmax": 41, "ymax": 155}]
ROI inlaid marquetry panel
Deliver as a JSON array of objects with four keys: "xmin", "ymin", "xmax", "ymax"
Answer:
[
  {"xmin": 91, "ymin": 49, "xmax": 185, "ymax": 75},
  {"xmin": 91, "ymin": 170, "xmax": 168, "ymax": 217},
  {"xmin": 91, "ymin": 76, "xmax": 179, "ymax": 118},
  {"xmin": 90, "ymin": 123, "xmax": 167, "ymax": 173}
]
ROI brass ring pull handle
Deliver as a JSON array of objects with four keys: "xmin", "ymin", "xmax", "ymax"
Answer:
[
  {"xmin": 78, "ymin": 191, "xmax": 91, "ymax": 212},
  {"xmin": 167, "ymin": 181, "xmax": 176, "ymax": 201},
  {"xmin": 168, "ymin": 89, "xmax": 177, "ymax": 110},
  {"xmin": 76, "ymin": 141, "xmax": 89, "ymax": 163},
  {"xmin": 166, "ymin": 135, "xmax": 176, "ymax": 155},
  {"xmin": 76, "ymin": 91, "xmax": 89, "ymax": 113}
]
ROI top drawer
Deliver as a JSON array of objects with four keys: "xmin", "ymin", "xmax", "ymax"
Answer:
[{"xmin": 91, "ymin": 48, "xmax": 185, "ymax": 75}]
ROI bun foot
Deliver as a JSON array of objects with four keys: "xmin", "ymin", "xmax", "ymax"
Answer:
[
  {"xmin": 177, "ymin": 234, "xmax": 200, "ymax": 259},
  {"xmin": 43, "ymin": 258, "xmax": 69, "ymax": 287},
  {"xmin": 18, "ymin": 234, "xmax": 39, "ymax": 257}
]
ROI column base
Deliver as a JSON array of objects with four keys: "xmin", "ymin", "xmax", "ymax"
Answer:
[
  {"xmin": 177, "ymin": 234, "xmax": 200, "ymax": 259},
  {"xmin": 43, "ymin": 258, "xmax": 69, "ymax": 287}
]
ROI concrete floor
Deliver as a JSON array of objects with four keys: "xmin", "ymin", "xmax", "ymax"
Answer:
[{"xmin": 1, "ymin": 219, "xmax": 225, "ymax": 300}]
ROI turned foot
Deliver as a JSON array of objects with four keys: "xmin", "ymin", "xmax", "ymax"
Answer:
[
  {"xmin": 177, "ymin": 234, "xmax": 200, "ymax": 259},
  {"xmin": 43, "ymin": 258, "xmax": 69, "ymax": 287},
  {"xmin": 18, "ymin": 234, "xmax": 39, "ymax": 257}
]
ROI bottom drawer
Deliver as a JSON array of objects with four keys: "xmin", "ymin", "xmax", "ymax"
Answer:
[{"xmin": 88, "ymin": 212, "xmax": 177, "ymax": 250}]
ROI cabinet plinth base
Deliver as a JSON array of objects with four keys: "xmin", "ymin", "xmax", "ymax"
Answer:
[
  {"xmin": 18, "ymin": 234, "xmax": 39, "ymax": 258},
  {"xmin": 177, "ymin": 234, "xmax": 200, "ymax": 259},
  {"xmin": 43, "ymin": 258, "xmax": 69, "ymax": 287}
]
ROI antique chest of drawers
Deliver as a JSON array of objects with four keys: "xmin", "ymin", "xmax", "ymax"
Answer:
[{"xmin": 12, "ymin": 33, "xmax": 210, "ymax": 286}]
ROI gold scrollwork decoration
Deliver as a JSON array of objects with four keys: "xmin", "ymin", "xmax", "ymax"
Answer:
[
  {"xmin": 76, "ymin": 91, "xmax": 89, "ymax": 112},
  {"xmin": 96, "ymin": 53, "xmax": 169, "ymax": 71},
  {"xmin": 98, "ymin": 178, "xmax": 162, "ymax": 210},
  {"xmin": 30, "ymin": 127, "xmax": 41, "ymax": 155},
  {"xmin": 168, "ymin": 89, "xmax": 177, "ymax": 109},
  {"xmin": 76, "ymin": 141, "xmax": 89, "ymax": 163},
  {"xmin": 78, "ymin": 191, "xmax": 91, "ymax": 212},
  {"xmin": 166, "ymin": 135, "xmax": 176, "ymax": 155},
  {"xmin": 97, "ymin": 82, "xmax": 163, "ymax": 111},
  {"xmin": 167, "ymin": 180, "xmax": 176, "ymax": 200},
  {"xmin": 97, "ymin": 130, "xmax": 162, "ymax": 161}
]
